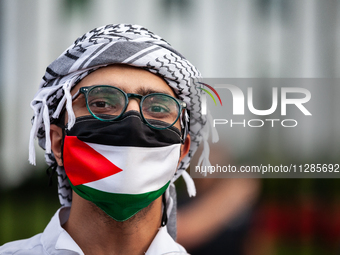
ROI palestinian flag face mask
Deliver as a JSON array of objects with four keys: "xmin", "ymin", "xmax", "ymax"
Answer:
[{"xmin": 62, "ymin": 111, "xmax": 182, "ymax": 221}]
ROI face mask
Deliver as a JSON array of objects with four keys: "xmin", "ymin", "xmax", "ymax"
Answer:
[{"xmin": 62, "ymin": 111, "xmax": 181, "ymax": 221}]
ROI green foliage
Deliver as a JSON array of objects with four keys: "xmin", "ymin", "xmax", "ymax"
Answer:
[{"xmin": 0, "ymin": 170, "xmax": 60, "ymax": 245}]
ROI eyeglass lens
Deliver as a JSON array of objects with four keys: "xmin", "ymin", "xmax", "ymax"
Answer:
[
  {"xmin": 142, "ymin": 94, "xmax": 179, "ymax": 125},
  {"xmin": 87, "ymin": 86, "xmax": 125, "ymax": 119}
]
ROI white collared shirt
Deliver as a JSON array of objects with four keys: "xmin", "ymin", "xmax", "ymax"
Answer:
[{"xmin": 0, "ymin": 207, "xmax": 189, "ymax": 255}]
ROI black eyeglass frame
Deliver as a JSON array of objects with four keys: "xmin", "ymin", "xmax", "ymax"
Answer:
[{"xmin": 79, "ymin": 85, "xmax": 187, "ymax": 131}]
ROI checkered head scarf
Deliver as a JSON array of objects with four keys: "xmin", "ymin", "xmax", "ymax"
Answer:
[{"xmin": 29, "ymin": 24, "xmax": 218, "ymax": 238}]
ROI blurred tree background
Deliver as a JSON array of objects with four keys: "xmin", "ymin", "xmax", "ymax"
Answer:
[
  {"xmin": 0, "ymin": 167, "xmax": 60, "ymax": 244},
  {"xmin": 1, "ymin": 0, "xmax": 340, "ymax": 254}
]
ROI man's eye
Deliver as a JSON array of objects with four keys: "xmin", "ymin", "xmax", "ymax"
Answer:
[
  {"xmin": 150, "ymin": 105, "xmax": 169, "ymax": 113},
  {"xmin": 91, "ymin": 101, "xmax": 111, "ymax": 108}
]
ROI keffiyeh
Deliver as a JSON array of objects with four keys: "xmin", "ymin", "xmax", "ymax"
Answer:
[{"xmin": 29, "ymin": 24, "xmax": 217, "ymax": 239}]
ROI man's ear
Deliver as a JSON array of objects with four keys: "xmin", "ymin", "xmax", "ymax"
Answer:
[
  {"xmin": 179, "ymin": 134, "xmax": 191, "ymax": 163},
  {"xmin": 50, "ymin": 124, "xmax": 64, "ymax": 166}
]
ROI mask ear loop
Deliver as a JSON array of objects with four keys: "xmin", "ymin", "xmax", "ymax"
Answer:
[
  {"xmin": 51, "ymin": 108, "xmax": 67, "ymax": 166},
  {"xmin": 180, "ymin": 109, "xmax": 189, "ymax": 144},
  {"xmin": 46, "ymin": 109, "xmax": 67, "ymax": 186},
  {"xmin": 46, "ymin": 162, "xmax": 58, "ymax": 186},
  {"xmin": 161, "ymin": 193, "xmax": 168, "ymax": 227},
  {"xmin": 60, "ymin": 114, "xmax": 67, "ymax": 167}
]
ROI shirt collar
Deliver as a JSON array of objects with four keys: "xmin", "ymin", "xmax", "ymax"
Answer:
[
  {"xmin": 41, "ymin": 207, "xmax": 83, "ymax": 255},
  {"xmin": 146, "ymin": 226, "xmax": 187, "ymax": 254},
  {"xmin": 41, "ymin": 207, "xmax": 187, "ymax": 255}
]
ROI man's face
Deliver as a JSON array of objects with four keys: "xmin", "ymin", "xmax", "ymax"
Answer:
[
  {"xmin": 71, "ymin": 64, "xmax": 181, "ymax": 129},
  {"xmin": 51, "ymin": 64, "xmax": 190, "ymax": 167}
]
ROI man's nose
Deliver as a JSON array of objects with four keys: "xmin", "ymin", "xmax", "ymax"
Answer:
[{"xmin": 125, "ymin": 98, "xmax": 140, "ymax": 112}]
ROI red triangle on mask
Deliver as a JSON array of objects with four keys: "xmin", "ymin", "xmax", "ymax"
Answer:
[{"xmin": 63, "ymin": 136, "xmax": 123, "ymax": 186}]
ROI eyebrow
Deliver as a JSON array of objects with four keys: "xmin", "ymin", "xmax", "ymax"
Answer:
[{"xmin": 135, "ymin": 87, "xmax": 173, "ymax": 96}]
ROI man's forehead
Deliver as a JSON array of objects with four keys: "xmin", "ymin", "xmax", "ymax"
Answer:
[{"xmin": 71, "ymin": 65, "xmax": 177, "ymax": 97}]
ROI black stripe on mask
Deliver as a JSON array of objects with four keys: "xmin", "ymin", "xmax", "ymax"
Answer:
[{"xmin": 65, "ymin": 111, "xmax": 181, "ymax": 147}]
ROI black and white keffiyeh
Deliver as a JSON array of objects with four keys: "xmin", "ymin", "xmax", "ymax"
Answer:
[{"xmin": 29, "ymin": 24, "xmax": 217, "ymax": 238}]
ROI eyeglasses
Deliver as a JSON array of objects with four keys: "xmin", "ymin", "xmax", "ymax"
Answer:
[{"xmin": 78, "ymin": 85, "xmax": 187, "ymax": 130}]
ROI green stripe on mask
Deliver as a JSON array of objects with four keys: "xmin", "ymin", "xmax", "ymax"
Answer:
[{"xmin": 69, "ymin": 179, "xmax": 170, "ymax": 221}]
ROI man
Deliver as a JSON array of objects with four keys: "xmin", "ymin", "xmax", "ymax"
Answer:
[{"xmin": 0, "ymin": 24, "xmax": 212, "ymax": 254}]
